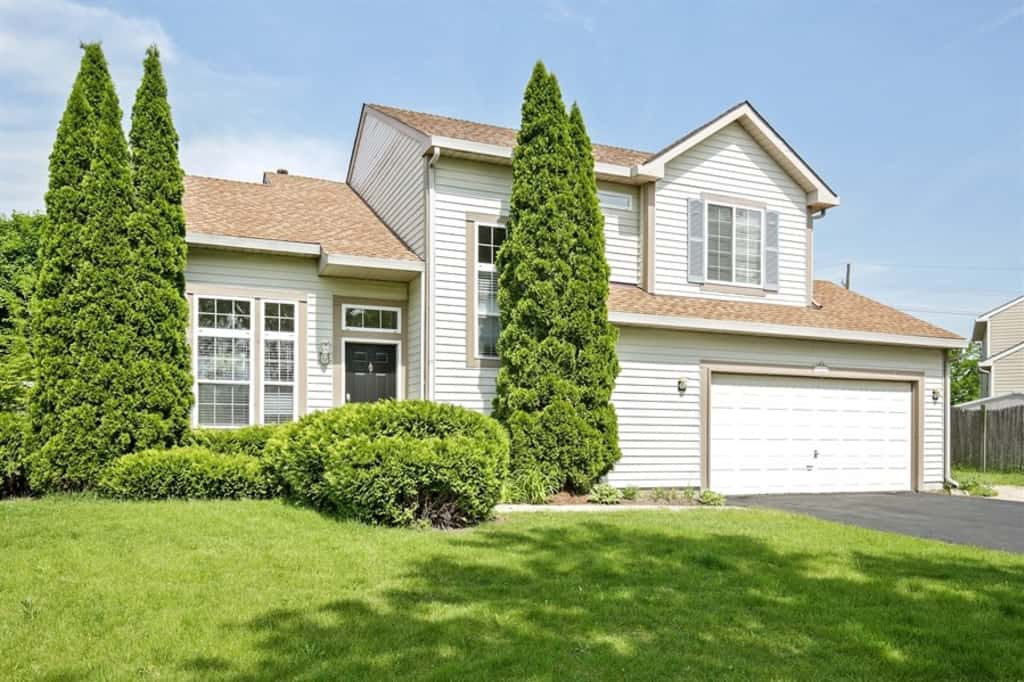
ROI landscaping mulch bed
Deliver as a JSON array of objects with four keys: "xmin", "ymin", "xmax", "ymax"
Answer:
[{"xmin": 548, "ymin": 491, "xmax": 698, "ymax": 506}]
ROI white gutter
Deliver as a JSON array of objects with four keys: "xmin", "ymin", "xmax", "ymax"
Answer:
[
  {"xmin": 609, "ymin": 310, "xmax": 967, "ymax": 349},
  {"xmin": 186, "ymin": 232, "xmax": 321, "ymax": 257},
  {"xmin": 317, "ymin": 252, "xmax": 423, "ymax": 274},
  {"xmin": 425, "ymin": 146, "xmax": 441, "ymax": 401}
]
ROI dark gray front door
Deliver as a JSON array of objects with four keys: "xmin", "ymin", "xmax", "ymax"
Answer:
[{"xmin": 345, "ymin": 342, "xmax": 397, "ymax": 403}]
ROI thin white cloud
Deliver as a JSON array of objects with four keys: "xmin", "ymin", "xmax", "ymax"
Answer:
[
  {"xmin": 545, "ymin": 0, "xmax": 596, "ymax": 33},
  {"xmin": 181, "ymin": 134, "xmax": 349, "ymax": 184}
]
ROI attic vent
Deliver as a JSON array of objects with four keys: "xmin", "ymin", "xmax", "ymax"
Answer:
[{"xmin": 276, "ymin": 168, "xmax": 289, "ymax": 175}]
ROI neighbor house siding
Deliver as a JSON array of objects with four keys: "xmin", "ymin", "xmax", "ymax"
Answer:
[
  {"xmin": 988, "ymin": 303, "xmax": 1024, "ymax": 357},
  {"xmin": 430, "ymin": 157, "xmax": 643, "ymax": 410},
  {"xmin": 609, "ymin": 327, "xmax": 946, "ymax": 489},
  {"xmin": 185, "ymin": 248, "xmax": 408, "ymax": 415},
  {"xmin": 348, "ymin": 110, "xmax": 426, "ymax": 257},
  {"xmin": 992, "ymin": 349, "xmax": 1024, "ymax": 395},
  {"xmin": 653, "ymin": 122, "xmax": 808, "ymax": 305}
]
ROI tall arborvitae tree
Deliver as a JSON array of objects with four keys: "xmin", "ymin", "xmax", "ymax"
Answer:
[
  {"xmin": 28, "ymin": 43, "xmax": 143, "ymax": 491},
  {"xmin": 493, "ymin": 63, "xmax": 620, "ymax": 492},
  {"xmin": 127, "ymin": 45, "xmax": 192, "ymax": 445}
]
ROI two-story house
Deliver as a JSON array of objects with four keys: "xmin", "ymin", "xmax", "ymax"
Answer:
[
  {"xmin": 971, "ymin": 295, "xmax": 1024, "ymax": 399},
  {"xmin": 182, "ymin": 101, "xmax": 964, "ymax": 495}
]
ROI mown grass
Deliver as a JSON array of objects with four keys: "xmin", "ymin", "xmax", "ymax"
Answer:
[
  {"xmin": 954, "ymin": 466, "xmax": 1024, "ymax": 488},
  {"xmin": 2, "ymin": 496, "xmax": 1022, "ymax": 680}
]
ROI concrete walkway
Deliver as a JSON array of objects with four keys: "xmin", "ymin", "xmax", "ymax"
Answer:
[
  {"xmin": 994, "ymin": 485, "xmax": 1024, "ymax": 502},
  {"xmin": 495, "ymin": 503, "xmax": 727, "ymax": 513}
]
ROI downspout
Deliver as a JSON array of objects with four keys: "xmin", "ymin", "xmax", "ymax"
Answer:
[
  {"xmin": 424, "ymin": 146, "xmax": 441, "ymax": 401},
  {"xmin": 944, "ymin": 351, "xmax": 959, "ymax": 489},
  {"xmin": 808, "ymin": 208, "xmax": 827, "ymax": 308}
]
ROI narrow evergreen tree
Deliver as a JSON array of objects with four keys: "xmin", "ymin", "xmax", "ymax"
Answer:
[
  {"xmin": 493, "ymin": 63, "xmax": 621, "ymax": 492},
  {"xmin": 127, "ymin": 45, "xmax": 193, "ymax": 446},
  {"xmin": 28, "ymin": 43, "xmax": 144, "ymax": 490}
]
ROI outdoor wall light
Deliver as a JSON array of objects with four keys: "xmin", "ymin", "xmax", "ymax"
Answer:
[
  {"xmin": 677, "ymin": 377, "xmax": 687, "ymax": 394},
  {"xmin": 932, "ymin": 389, "xmax": 941, "ymax": 403},
  {"xmin": 318, "ymin": 341, "xmax": 332, "ymax": 367}
]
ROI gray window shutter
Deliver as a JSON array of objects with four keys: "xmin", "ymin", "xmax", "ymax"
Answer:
[
  {"xmin": 764, "ymin": 210, "xmax": 780, "ymax": 292},
  {"xmin": 687, "ymin": 198, "xmax": 705, "ymax": 284}
]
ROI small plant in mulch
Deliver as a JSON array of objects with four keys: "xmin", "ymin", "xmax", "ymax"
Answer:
[
  {"xmin": 589, "ymin": 483, "xmax": 623, "ymax": 505},
  {"xmin": 697, "ymin": 489, "xmax": 726, "ymax": 506}
]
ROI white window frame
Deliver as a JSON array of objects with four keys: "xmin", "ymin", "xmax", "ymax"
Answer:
[
  {"xmin": 260, "ymin": 299, "xmax": 298, "ymax": 425},
  {"xmin": 704, "ymin": 201, "xmax": 765, "ymax": 288},
  {"xmin": 340, "ymin": 304, "xmax": 402, "ymax": 334},
  {"xmin": 340, "ymin": 337, "xmax": 404, "ymax": 405},
  {"xmin": 192, "ymin": 295, "xmax": 255, "ymax": 429},
  {"xmin": 598, "ymin": 189, "xmax": 632, "ymax": 211},
  {"xmin": 475, "ymin": 221, "xmax": 504, "ymax": 360}
]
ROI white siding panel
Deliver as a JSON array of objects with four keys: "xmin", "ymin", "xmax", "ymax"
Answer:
[
  {"xmin": 349, "ymin": 111, "xmax": 426, "ymax": 256},
  {"xmin": 186, "ymin": 248, "xmax": 408, "ymax": 415},
  {"xmin": 654, "ymin": 123, "xmax": 809, "ymax": 305},
  {"xmin": 406, "ymin": 275, "xmax": 423, "ymax": 399},
  {"xmin": 609, "ymin": 327, "xmax": 946, "ymax": 490}
]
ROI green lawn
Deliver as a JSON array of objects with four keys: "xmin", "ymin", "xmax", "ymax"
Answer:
[
  {"xmin": 2, "ymin": 498, "xmax": 1022, "ymax": 680},
  {"xmin": 954, "ymin": 466, "xmax": 1024, "ymax": 487}
]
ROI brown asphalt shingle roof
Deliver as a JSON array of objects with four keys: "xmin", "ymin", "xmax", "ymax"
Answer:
[
  {"xmin": 183, "ymin": 172, "xmax": 419, "ymax": 261},
  {"xmin": 367, "ymin": 103, "xmax": 652, "ymax": 167},
  {"xmin": 609, "ymin": 281, "xmax": 962, "ymax": 340}
]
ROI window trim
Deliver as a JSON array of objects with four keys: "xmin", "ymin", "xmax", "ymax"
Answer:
[
  {"xmin": 473, "ymin": 220, "xmax": 505, "ymax": 361},
  {"xmin": 704, "ymin": 201, "xmax": 765, "ymax": 289},
  {"xmin": 340, "ymin": 303, "xmax": 402, "ymax": 334},
  {"xmin": 260, "ymin": 299, "xmax": 298, "ymax": 425},
  {"xmin": 598, "ymin": 189, "xmax": 633, "ymax": 211},
  {"xmin": 192, "ymin": 295, "xmax": 256, "ymax": 429}
]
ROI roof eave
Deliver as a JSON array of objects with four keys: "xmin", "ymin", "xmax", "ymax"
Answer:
[
  {"xmin": 186, "ymin": 232, "xmax": 321, "ymax": 258},
  {"xmin": 608, "ymin": 310, "xmax": 966, "ymax": 349}
]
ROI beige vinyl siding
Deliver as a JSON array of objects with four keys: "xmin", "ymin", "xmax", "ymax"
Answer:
[
  {"xmin": 992, "ymin": 349, "xmax": 1024, "ymax": 395},
  {"xmin": 598, "ymin": 181, "xmax": 641, "ymax": 285},
  {"xmin": 653, "ymin": 122, "xmax": 808, "ymax": 305},
  {"xmin": 349, "ymin": 110, "xmax": 426, "ymax": 257},
  {"xmin": 988, "ymin": 302, "xmax": 1024, "ymax": 357},
  {"xmin": 186, "ymin": 248, "xmax": 408, "ymax": 413},
  {"xmin": 406, "ymin": 275, "xmax": 423, "ymax": 398},
  {"xmin": 609, "ymin": 327, "xmax": 946, "ymax": 489}
]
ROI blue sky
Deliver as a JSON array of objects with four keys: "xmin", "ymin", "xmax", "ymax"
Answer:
[{"xmin": 1, "ymin": 0, "xmax": 1021, "ymax": 336}]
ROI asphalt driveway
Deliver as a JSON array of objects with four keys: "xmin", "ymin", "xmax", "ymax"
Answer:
[{"xmin": 732, "ymin": 492, "xmax": 1024, "ymax": 553}]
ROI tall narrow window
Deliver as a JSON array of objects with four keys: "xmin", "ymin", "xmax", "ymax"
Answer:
[
  {"xmin": 476, "ymin": 223, "xmax": 505, "ymax": 358},
  {"xmin": 706, "ymin": 203, "xmax": 762, "ymax": 286},
  {"xmin": 195, "ymin": 297, "xmax": 251, "ymax": 427},
  {"xmin": 262, "ymin": 301, "xmax": 296, "ymax": 424}
]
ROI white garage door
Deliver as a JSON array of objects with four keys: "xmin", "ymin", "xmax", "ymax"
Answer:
[{"xmin": 709, "ymin": 373, "xmax": 912, "ymax": 495}]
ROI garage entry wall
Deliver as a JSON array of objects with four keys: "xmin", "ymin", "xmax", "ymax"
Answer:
[{"xmin": 608, "ymin": 327, "xmax": 946, "ymax": 490}]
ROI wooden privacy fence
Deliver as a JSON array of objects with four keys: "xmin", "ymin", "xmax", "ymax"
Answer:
[{"xmin": 951, "ymin": 405, "xmax": 1024, "ymax": 471}]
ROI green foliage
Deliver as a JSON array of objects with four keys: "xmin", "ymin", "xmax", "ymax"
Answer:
[
  {"xmin": 949, "ymin": 343, "xmax": 981, "ymax": 405},
  {"xmin": 267, "ymin": 401, "xmax": 510, "ymax": 528},
  {"xmin": 0, "ymin": 213, "xmax": 44, "ymax": 414},
  {"xmin": 501, "ymin": 467, "xmax": 558, "ymax": 504},
  {"xmin": 621, "ymin": 486, "xmax": 639, "ymax": 501},
  {"xmin": 126, "ymin": 44, "xmax": 193, "ymax": 446},
  {"xmin": 697, "ymin": 489, "xmax": 726, "ymax": 506},
  {"xmin": 0, "ymin": 412, "xmax": 29, "ymax": 497},
  {"xmin": 98, "ymin": 446, "xmax": 269, "ymax": 500},
  {"xmin": 493, "ymin": 62, "xmax": 621, "ymax": 494},
  {"xmin": 589, "ymin": 483, "xmax": 623, "ymax": 504},
  {"xmin": 185, "ymin": 424, "xmax": 279, "ymax": 458},
  {"xmin": 29, "ymin": 43, "xmax": 191, "ymax": 492},
  {"xmin": 957, "ymin": 475, "xmax": 997, "ymax": 498}
]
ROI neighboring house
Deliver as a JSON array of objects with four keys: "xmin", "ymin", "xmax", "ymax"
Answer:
[
  {"xmin": 971, "ymin": 295, "xmax": 1024, "ymax": 399},
  {"xmin": 182, "ymin": 100, "xmax": 965, "ymax": 495}
]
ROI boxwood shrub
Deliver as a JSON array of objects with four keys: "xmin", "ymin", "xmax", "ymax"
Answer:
[
  {"xmin": 266, "ymin": 400, "xmax": 509, "ymax": 528},
  {"xmin": 185, "ymin": 424, "xmax": 279, "ymax": 458},
  {"xmin": 98, "ymin": 446, "xmax": 269, "ymax": 500}
]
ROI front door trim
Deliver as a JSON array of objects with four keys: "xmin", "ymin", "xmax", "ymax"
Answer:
[
  {"xmin": 699, "ymin": 361, "xmax": 924, "ymax": 493},
  {"xmin": 341, "ymin": 337, "xmax": 403, "ymax": 404}
]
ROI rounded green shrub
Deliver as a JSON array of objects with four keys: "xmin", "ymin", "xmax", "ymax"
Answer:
[
  {"xmin": 98, "ymin": 446, "xmax": 269, "ymax": 500},
  {"xmin": 185, "ymin": 424, "xmax": 279, "ymax": 458},
  {"xmin": 266, "ymin": 401, "xmax": 509, "ymax": 528}
]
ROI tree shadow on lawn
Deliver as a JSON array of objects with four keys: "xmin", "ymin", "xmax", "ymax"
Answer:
[{"xmin": 189, "ymin": 520, "xmax": 1024, "ymax": 681}]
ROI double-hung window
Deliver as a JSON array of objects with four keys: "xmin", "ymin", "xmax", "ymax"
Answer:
[
  {"xmin": 476, "ymin": 223, "xmax": 505, "ymax": 358},
  {"xmin": 262, "ymin": 301, "xmax": 296, "ymax": 424},
  {"xmin": 706, "ymin": 203, "xmax": 763, "ymax": 286},
  {"xmin": 195, "ymin": 297, "xmax": 252, "ymax": 427}
]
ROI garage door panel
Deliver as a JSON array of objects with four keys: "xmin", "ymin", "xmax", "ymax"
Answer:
[{"xmin": 709, "ymin": 374, "xmax": 912, "ymax": 495}]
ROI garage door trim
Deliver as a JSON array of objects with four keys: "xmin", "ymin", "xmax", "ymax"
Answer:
[{"xmin": 699, "ymin": 362, "xmax": 924, "ymax": 492}]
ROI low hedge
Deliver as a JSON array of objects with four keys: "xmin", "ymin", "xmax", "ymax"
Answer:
[
  {"xmin": 98, "ymin": 447, "xmax": 269, "ymax": 500},
  {"xmin": 266, "ymin": 400, "xmax": 509, "ymax": 528},
  {"xmin": 185, "ymin": 424, "xmax": 279, "ymax": 458}
]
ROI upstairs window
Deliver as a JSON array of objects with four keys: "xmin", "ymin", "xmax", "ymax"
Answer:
[
  {"xmin": 598, "ymin": 190, "xmax": 632, "ymax": 211},
  {"xmin": 195, "ymin": 297, "xmax": 252, "ymax": 427},
  {"xmin": 707, "ymin": 203, "xmax": 763, "ymax": 286},
  {"xmin": 476, "ymin": 223, "xmax": 505, "ymax": 358}
]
